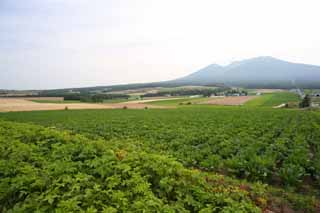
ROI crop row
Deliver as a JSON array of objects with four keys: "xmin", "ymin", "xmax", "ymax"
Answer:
[
  {"xmin": 1, "ymin": 108, "xmax": 319, "ymax": 193},
  {"xmin": 0, "ymin": 120, "xmax": 263, "ymax": 212}
]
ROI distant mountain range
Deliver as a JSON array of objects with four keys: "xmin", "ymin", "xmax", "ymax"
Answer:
[
  {"xmin": 3, "ymin": 56, "xmax": 320, "ymax": 93},
  {"xmin": 172, "ymin": 56, "xmax": 320, "ymax": 88}
]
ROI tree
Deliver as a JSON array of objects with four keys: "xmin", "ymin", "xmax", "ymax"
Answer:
[{"xmin": 299, "ymin": 95, "xmax": 311, "ymax": 108}]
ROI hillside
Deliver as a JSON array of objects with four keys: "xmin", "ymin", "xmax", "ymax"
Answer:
[{"xmin": 174, "ymin": 57, "xmax": 320, "ymax": 88}]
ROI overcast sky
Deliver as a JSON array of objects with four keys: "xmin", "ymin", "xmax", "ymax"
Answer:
[{"xmin": 1, "ymin": 0, "xmax": 320, "ymax": 90}]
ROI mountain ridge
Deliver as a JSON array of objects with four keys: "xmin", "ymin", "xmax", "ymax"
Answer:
[
  {"xmin": 172, "ymin": 56, "xmax": 320, "ymax": 88},
  {"xmin": 3, "ymin": 57, "xmax": 319, "ymax": 91}
]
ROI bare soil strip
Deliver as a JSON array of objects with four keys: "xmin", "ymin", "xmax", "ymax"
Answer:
[
  {"xmin": 0, "ymin": 98, "xmax": 170, "ymax": 112},
  {"xmin": 201, "ymin": 96, "xmax": 257, "ymax": 106}
]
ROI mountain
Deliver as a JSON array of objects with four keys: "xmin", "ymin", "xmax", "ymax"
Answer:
[
  {"xmin": 27, "ymin": 56, "xmax": 320, "ymax": 93},
  {"xmin": 173, "ymin": 56, "xmax": 320, "ymax": 88}
]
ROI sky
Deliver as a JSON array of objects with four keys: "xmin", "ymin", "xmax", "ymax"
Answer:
[{"xmin": 1, "ymin": 0, "xmax": 320, "ymax": 90}]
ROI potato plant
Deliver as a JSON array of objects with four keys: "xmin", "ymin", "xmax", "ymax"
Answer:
[
  {"xmin": 0, "ymin": 121, "xmax": 261, "ymax": 212},
  {"xmin": 1, "ymin": 107, "xmax": 320, "ymax": 211}
]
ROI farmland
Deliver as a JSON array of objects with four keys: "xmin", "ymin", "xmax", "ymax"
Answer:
[
  {"xmin": 0, "ymin": 98, "xmax": 169, "ymax": 112},
  {"xmin": 146, "ymin": 92, "xmax": 300, "ymax": 107},
  {"xmin": 2, "ymin": 107, "xmax": 319, "ymax": 189},
  {"xmin": 1, "ymin": 105, "xmax": 320, "ymax": 211},
  {"xmin": 201, "ymin": 96, "xmax": 257, "ymax": 106},
  {"xmin": 245, "ymin": 92, "xmax": 301, "ymax": 107},
  {"xmin": 2, "ymin": 0, "xmax": 320, "ymax": 211},
  {"xmin": 1, "ymin": 92, "xmax": 320, "ymax": 212},
  {"xmin": 0, "ymin": 120, "xmax": 263, "ymax": 212}
]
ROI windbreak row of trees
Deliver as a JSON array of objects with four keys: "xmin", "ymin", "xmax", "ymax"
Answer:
[
  {"xmin": 63, "ymin": 93, "xmax": 130, "ymax": 102},
  {"xmin": 142, "ymin": 88, "xmax": 230, "ymax": 98},
  {"xmin": 225, "ymin": 89, "xmax": 248, "ymax": 96}
]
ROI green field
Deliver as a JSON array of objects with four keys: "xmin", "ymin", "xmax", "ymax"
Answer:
[
  {"xmin": 1, "ymin": 120, "xmax": 268, "ymax": 212},
  {"xmin": 1, "ymin": 102, "xmax": 320, "ymax": 211},
  {"xmin": 147, "ymin": 92, "xmax": 301, "ymax": 108},
  {"xmin": 245, "ymin": 92, "xmax": 301, "ymax": 107}
]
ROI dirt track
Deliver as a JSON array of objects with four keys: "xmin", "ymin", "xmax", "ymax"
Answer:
[
  {"xmin": 0, "ymin": 98, "xmax": 170, "ymax": 112},
  {"xmin": 201, "ymin": 96, "xmax": 257, "ymax": 106}
]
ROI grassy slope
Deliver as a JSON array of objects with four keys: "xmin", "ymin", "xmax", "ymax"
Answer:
[{"xmin": 245, "ymin": 92, "xmax": 301, "ymax": 107}]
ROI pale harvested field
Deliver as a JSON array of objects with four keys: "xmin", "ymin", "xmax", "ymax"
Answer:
[
  {"xmin": 255, "ymin": 89, "xmax": 284, "ymax": 93},
  {"xmin": 123, "ymin": 97, "xmax": 184, "ymax": 104},
  {"xmin": 201, "ymin": 96, "xmax": 257, "ymax": 106},
  {"xmin": 0, "ymin": 98, "xmax": 169, "ymax": 112}
]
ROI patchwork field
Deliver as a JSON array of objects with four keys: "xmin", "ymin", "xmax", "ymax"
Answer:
[
  {"xmin": 245, "ymin": 92, "xmax": 301, "ymax": 107},
  {"xmin": 0, "ymin": 91, "xmax": 301, "ymax": 112},
  {"xmin": 1, "ymin": 92, "xmax": 320, "ymax": 212},
  {"xmin": 0, "ymin": 98, "xmax": 168, "ymax": 112},
  {"xmin": 145, "ymin": 92, "xmax": 300, "ymax": 107}
]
